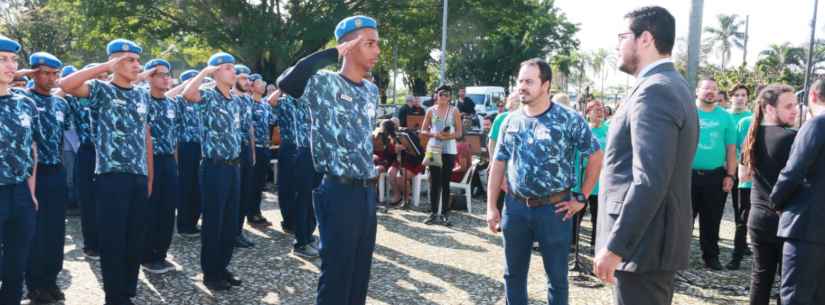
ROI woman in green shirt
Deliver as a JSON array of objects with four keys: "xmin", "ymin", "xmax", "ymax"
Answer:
[{"xmin": 573, "ymin": 100, "xmax": 608, "ymax": 249}]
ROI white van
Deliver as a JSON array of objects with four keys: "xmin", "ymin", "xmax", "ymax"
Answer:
[{"xmin": 465, "ymin": 86, "xmax": 506, "ymax": 116}]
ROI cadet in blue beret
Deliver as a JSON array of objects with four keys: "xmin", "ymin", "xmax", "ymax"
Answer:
[
  {"xmin": 231, "ymin": 64, "xmax": 257, "ymax": 249},
  {"xmin": 0, "ymin": 35, "xmax": 41, "ymax": 305},
  {"xmin": 61, "ymin": 65, "xmax": 77, "ymax": 78},
  {"xmin": 139, "ymin": 58, "xmax": 182, "ymax": 275},
  {"xmin": 19, "ymin": 51, "xmax": 74, "ymax": 304},
  {"xmin": 247, "ymin": 74, "xmax": 276, "ymax": 228},
  {"xmin": 58, "ymin": 38, "xmax": 153, "ymax": 305},
  {"xmin": 181, "ymin": 52, "xmax": 253, "ymax": 291},
  {"xmin": 175, "ymin": 68, "xmax": 204, "ymax": 237},
  {"xmin": 277, "ymin": 15, "xmax": 381, "ymax": 305}
]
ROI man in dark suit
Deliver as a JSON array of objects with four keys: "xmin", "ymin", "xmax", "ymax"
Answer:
[
  {"xmin": 770, "ymin": 79, "xmax": 825, "ymax": 305},
  {"xmin": 593, "ymin": 6, "xmax": 699, "ymax": 305}
]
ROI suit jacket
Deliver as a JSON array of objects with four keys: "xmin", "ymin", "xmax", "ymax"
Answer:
[
  {"xmin": 771, "ymin": 115, "xmax": 825, "ymax": 244},
  {"xmin": 596, "ymin": 62, "xmax": 699, "ymax": 272}
]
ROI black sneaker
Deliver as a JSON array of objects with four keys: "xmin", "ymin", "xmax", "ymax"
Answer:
[
  {"xmin": 84, "ymin": 248, "xmax": 100, "ymax": 260},
  {"xmin": 705, "ymin": 259, "xmax": 724, "ymax": 271},
  {"xmin": 424, "ymin": 214, "xmax": 437, "ymax": 225},
  {"xmin": 726, "ymin": 258, "xmax": 742, "ymax": 270},
  {"xmin": 142, "ymin": 261, "xmax": 174, "ymax": 274},
  {"xmin": 204, "ymin": 279, "xmax": 231, "ymax": 291},
  {"xmin": 27, "ymin": 289, "xmax": 56, "ymax": 304},
  {"xmin": 178, "ymin": 228, "xmax": 201, "ymax": 237},
  {"xmin": 46, "ymin": 286, "xmax": 65, "ymax": 301},
  {"xmin": 224, "ymin": 271, "xmax": 243, "ymax": 286},
  {"xmin": 440, "ymin": 215, "xmax": 451, "ymax": 227},
  {"xmin": 293, "ymin": 245, "xmax": 320, "ymax": 258}
]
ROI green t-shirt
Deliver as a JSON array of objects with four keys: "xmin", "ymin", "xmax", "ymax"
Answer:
[
  {"xmin": 737, "ymin": 116, "xmax": 753, "ymax": 188},
  {"xmin": 574, "ymin": 122, "xmax": 609, "ymax": 195},
  {"xmin": 693, "ymin": 106, "xmax": 736, "ymax": 170},
  {"xmin": 489, "ymin": 111, "xmax": 509, "ymax": 142},
  {"xmin": 729, "ymin": 110, "xmax": 752, "ymax": 131}
]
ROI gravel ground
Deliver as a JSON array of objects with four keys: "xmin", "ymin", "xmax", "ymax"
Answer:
[{"xmin": 42, "ymin": 187, "xmax": 761, "ymax": 305}]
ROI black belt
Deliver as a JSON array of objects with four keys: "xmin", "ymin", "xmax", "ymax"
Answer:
[
  {"xmin": 510, "ymin": 190, "xmax": 571, "ymax": 208},
  {"xmin": 37, "ymin": 164, "xmax": 64, "ymax": 175},
  {"xmin": 154, "ymin": 153, "xmax": 175, "ymax": 158},
  {"xmin": 79, "ymin": 143, "xmax": 94, "ymax": 149},
  {"xmin": 693, "ymin": 167, "xmax": 725, "ymax": 176},
  {"xmin": 324, "ymin": 175, "xmax": 378, "ymax": 188},
  {"xmin": 203, "ymin": 158, "xmax": 240, "ymax": 166}
]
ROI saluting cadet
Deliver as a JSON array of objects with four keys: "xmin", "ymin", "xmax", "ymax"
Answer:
[
  {"xmin": 248, "ymin": 73, "xmax": 276, "ymax": 227},
  {"xmin": 58, "ymin": 39, "xmax": 154, "ymax": 305},
  {"xmin": 68, "ymin": 63, "xmax": 105, "ymax": 261},
  {"xmin": 486, "ymin": 59, "xmax": 602, "ymax": 305},
  {"xmin": 0, "ymin": 36, "xmax": 41, "ymax": 305},
  {"xmin": 140, "ymin": 59, "xmax": 182, "ymax": 274},
  {"xmin": 277, "ymin": 15, "xmax": 381, "ymax": 305},
  {"xmin": 181, "ymin": 52, "xmax": 251, "ymax": 291},
  {"xmin": 233, "ymin": 64, "xmax": 256, "ymax": 248},
  {"xmin": 176, "ymin": 69, "xmax": 203, "ymax": 237},
  {"xmin": 21, "ymin": 52, "xmax": 72, "ymax": 304}
]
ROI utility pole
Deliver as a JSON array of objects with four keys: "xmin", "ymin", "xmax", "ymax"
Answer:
[
  {"xmin": 686, "ymin": 0, "xmax": 705, "ymax": 91},
  {"xmin": 439, "ymin": 0, "xmax": 448, "ymax": 86},
  {"xmin": 742, "ymin": 15, "xmax": 750, "ymax": 67},
  {"xmin": 802, "ymin": 0, "xmax": 819, "ymax": 126}
]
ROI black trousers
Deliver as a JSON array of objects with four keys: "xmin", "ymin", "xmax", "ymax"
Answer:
[
  {"xmin": 615, "ymin": 270, "xmax": 675, "ymax": 305},
  {"xmin": 572, "ymin": 195, "xmax": 598, "ymax": 248},
  {"xmin": 732, "ymin": 187, "xmax": 751, "ymax": 259},
  {"xmin": 691, "ymin": 168, "xmax": 727, "ymax": 261},
  {"xmin": 429, "ymin": 154, "xmax": 456, "ymax": 216},
  {"xmin": 749, "ymin": 225, "xmax": 783, "ymax": 305}
]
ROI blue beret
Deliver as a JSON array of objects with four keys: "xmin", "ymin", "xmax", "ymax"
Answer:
[
  {"xmin": 334, "ymin": 16, "xmax": 378, "ymax": 41},
  {"xmin": 144, "ymin": 58, "xmax": 171, "ymax": 72},
  {"xmin": 29, "ymin": 52, "xmax": 63, "ymax": 69},
  {"xmin": 61, "ymin": 65, "xmax": 77, "ymax": 78},
  {"xmin": 180, "ymin": 69, "xmax": 198, "ymax": 82},
  {"xmin": 106, "ymin": 39, "xmax": 142, "ymax": 56},
  {"xmin": 249, "ymin": 74, "xmax": 262, "ymax": 81},
  {"xmin": 208, "ymin": 52, "xmax": 235, "ymax": 67},
  {"xmin": 0, "ymin": 36, "xmax": 21, "ymax": 53},
  {"xmin": 234, "ymin": 64, "xmax": 251, "ymax": 76}
]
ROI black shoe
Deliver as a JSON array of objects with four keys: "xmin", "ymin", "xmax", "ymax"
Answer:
[
  {"xmin": 28, "ymin": 288, "xmax": 56, "ymax": 304},
  {"xmin": 424, "ymin": 214, "xmax": 437, "ymax": 225},
  {"xmin": 440, "ymin": 215, "xmax": 451, "ymax": 227},
  {"xmin": 743, "ymin": 248, "xmax": 753, "ymax": 257},
  {"xmin": 726, "ymin": 258, "xmax": 742, "ymax": 270},
  {"xmin": 84, "ymin": 248, "xmax": 100, "ymax": 260},
  {"xmin": 705, "ymin": 259, "xmax": 724, "ymax": 271},
  {"xmin": 204, "ymin": 279, "xmax": 231, "ymax": 291},
  {"xmin": 178, "ymin": 227, "xmax": 201, "ymax": 237},
  {"xmin": 46, "ymin": 286, "xmax": 65, "ymax": 301},
  {"xmin": 224, "ymin": 271, "xmax": 243, "ymax": 286}
]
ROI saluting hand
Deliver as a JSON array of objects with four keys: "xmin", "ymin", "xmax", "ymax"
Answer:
[
  {"xmin": 105, "ymin": 55, "xmax": 130, "ymax": 72},
  {"xmin": 15, "ymin": 68, "xmax": 38, "ymax": 78},
  {"xmin": 201, "ymin": 65, "xmax": 220, "ymax": 76},
  {"xmin": 267, "ymin": 89, "xmax": 282, "ymax": 107},
  {"xmin": 336, "ymin": 35, "xmax": 363, "ymax": 58}
]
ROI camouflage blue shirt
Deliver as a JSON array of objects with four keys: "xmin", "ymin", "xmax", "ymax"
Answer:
[
  {"xmin": 148, "ymin": 95, "xmax": 180, "ymax": 155},
  {"xmin": 294, "ymin": 98, "xmax": 312, "ymax": 148},
  {"xmin": 196, "ymin": 88, "xmax": 243, "ymax": 160},
  {"xmin": 0, "ymin": 92, "xmax": 40, "ymax": 185},
  {"xmin": 273, "ymin": 96, "xmax": 297, "ymax": 146},
  {"xmin": 83, "ymin": 80, "xmax": 150, "ymax": 176},
  {"xmin": 302, "ymin": 70, "xmax": 379, "ymax": 179},
  {"xmin": 176, "ymin": 96, "xmax": 202, "ymax": 143},
  {"xmin": 495, "ymin": 104, "xmax": 600, "ymax": 197},
  {"xmin": 25, "ymin": 90, "xmax": 71, "ymax": 165},
  {"xmin": 66, "ymin": 96, "xmax": 96, "ymax": 145},
  {"xmin": 236, "ymin": 94, "xmax": 255, "ymax": 145},
  {"xmin": 252, "ymin": 101, "xmax": 276, "ymax": 147}
]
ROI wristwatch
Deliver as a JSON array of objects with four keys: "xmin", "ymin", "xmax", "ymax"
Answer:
[{"xmin": 572, "ymin": 192, "xmax": 587, "ymax": 203}]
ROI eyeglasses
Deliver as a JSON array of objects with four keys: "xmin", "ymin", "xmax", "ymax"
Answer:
[
  {"xmin": 438, "ymin": 92, "xmax": 451, "ymax": 97},
  {"xmin": 617, "ymin": 32, "xmax": 635, "ymax": 43}
]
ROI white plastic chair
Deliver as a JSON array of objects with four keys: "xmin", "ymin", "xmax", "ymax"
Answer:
[
  {"xmin": 449, "ymin": 159, "xmax": 479, "ymax": 214},
  {"xmin": 411, "ymin": 168, "xmax": 430, "ymax": 208},
  {"xmin": 269, "ymin": 159, "xmax": 278, "ymax": 186}
]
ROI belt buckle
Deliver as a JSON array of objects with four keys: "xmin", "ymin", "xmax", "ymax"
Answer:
[{"xmin": 524, "ymin": 197, "xmax": 538, "ymax": 208}]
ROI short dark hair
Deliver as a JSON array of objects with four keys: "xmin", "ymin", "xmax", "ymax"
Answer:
[
  {"xmin": 519, "ymin": 58, "xmax": 552, "ymax": 85},
  {"xmin": 812, "ymin": 78, "xmax": 825, "ymax": 103},
  {"xmin": 729, "ymin": 83, "xmax": 750, "ymax": 96},
  {"xmin": 625, "ymin": 6, "xmax": 676, "ymax": 55},
  {"xmin": 698, "ymin": 75, "xmax": 717, "ymax": 84},
  {"xmin": 435, "ymin": 85, "xmax": 452, "ymax": 93}
]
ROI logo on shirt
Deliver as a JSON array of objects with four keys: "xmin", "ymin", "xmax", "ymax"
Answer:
[
  {"xmin": 56, "ymin": 111, "xmax": 64, "ymax": 122},
  {"xmin": 339, "ymin": 93, "xmax": 353, "ymax": 102},
  {"xmin": 136, "ymin": 102, "xmax": 148, "ymax": 115},
  {"xmin": 19, "ymin": 113, "xmax": 31, "ymax": 128},
  {"xmin": 113, "ymin": 99, "xmax": 127, "ymax": 106},
  {"xmin": 166, "ymin": 109, "xmax": 175, "ymax": 119},
  {"xmin": 535, "ymin": 125, "xmax": 551, "ymax": 140}
]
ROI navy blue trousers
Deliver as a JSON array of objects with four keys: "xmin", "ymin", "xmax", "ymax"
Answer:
[
  {"xmin": 143, "ymin": 155, "xmax": 179, "ymax": 263},
  {"xmin": 0, "ymin": 182, "xmax": 36, "ymax": 305},
  {"xmin": 76, "ymin": 143, "xmax": 98, "ymax": 251},
  {"xmin": 250, "ymin": 147, "xmax": 272, "ymax": 219},
  {"xmin": 277, "ymin": 143, "xmax": 298, "ymax": 231},
  {"xmin": 177, "ymin": 142, "xmax": 201, "ymax": 233},
  {"xmin": 313, "ymin": 177, "xmax": 377, "ymax": 305},
  {"xmin": 237, "ymin": 144, "xmax": 255, "ymax": 236},
  {"xmin": 199, "ymin": 161, "xmax": 239, "ymax": 282},
  {"xmin": 294, "ymin": 148, "xmax": 321, "ymax": 247},
  {"xmin": 95, "ymin": 173, "xmax": 149, "ymax": 305},
  {"xmin": 26, "ymin": 164, "xmax": 67, "ymax": 290},
  {"xmin": 781, "ymin": 238, "xmax": 825, "ymax": 305}
]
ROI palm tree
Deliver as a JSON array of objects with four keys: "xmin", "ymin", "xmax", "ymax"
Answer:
[
  {"xmin": 756, "ymin": 43, "xmax": 805, "ymax": 74},
  {"xmin": 704, "ymin": 14, "xmax": 745, "ymax": 70}
]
